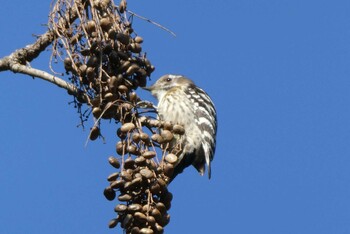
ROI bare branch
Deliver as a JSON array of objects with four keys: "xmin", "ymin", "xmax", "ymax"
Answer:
[
  {"xmin": 128, "ymin": 10, "xmax": 177, "ymax": 37},
  {"xmin": 0, "ymin": 31, "xmax": 55, "ymax": 71},
  {"xmin": 0, "ymin": 30, "xmax": 86, "ymax": 102},
  {"xmin": 10, "ymin": 62, "xmax": 86, "ymax": 101}
]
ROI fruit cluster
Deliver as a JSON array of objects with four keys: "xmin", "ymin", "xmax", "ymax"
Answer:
[{"xmin": 49, "ymin": 0, "xmax": 180, "ymax": 233}]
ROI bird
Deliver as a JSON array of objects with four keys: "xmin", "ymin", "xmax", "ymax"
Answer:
[{"xmin": 144, "ymin": 74, "xmax": 217, "ymax": 180}]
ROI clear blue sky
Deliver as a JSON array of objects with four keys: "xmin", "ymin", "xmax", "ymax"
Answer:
[{"xmin": 1, "ymin": 0, "xmax": 350, "ymax": 233}]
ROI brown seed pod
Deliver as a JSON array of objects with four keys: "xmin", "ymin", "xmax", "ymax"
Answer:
[
  {"xmin": 151, "ymin": 208, "xmax": 162, "ymax": 222},
  {"xmin": 142, "ymin": 204, "xmax": 151, "ymax": 213},
  {"xmin": 148, "ymin": 119, "xmax": 161, "ymax": 127},
  {"xmin": 140, "ymin": 168, "xmax": 154, "ymax": 179},
  {"xmin": 108, "ymin": 156, "xmax": 121, "ymax": 169},
  {"xmin": 130, "ymin": 177, "xmax": 142, "ymax": 187},
  {"xmin": 135, "ymin": 156, "xmax": 146, "ymax": 166},
  {"xmin": 114, "ymin": 204, "xmax": 128, "ymax": 213},
  {"xmin": 107, "ymin": 172, "xmax": 119, "ymax": 182},
  {"xmin": 139, "ymin": 227, "xmax": 154, "ymax": 234},
  {"xmin": 123, "ymin": 181, "xmax": 133, "ymax": 190},
  {"xmin": 110, "ymin": 180, "xmax": 124, "ymax": 189},
  {"xmin": 121, "ymin": 213, "xmax": 133, "ymax": 229},
  {"xmin": 150, "ymin": 182, "xmax": 161, "ymax": 194},
  {"xmin": 86, "ymin": 67, "xmax": 95, "ymax": 81},
  {"xmin": 126, "ymin": 64, "xmax": 140, "ymax": 76},
  {"xmin": 120, "ymin": 60, "xmax": 131, "ymax": 71},
  {"xmin": 147, "ymin": 216, "xmax": 156, "ymax": 226},
  {"xmin": 116, "ymin": 32, "xmax": 130, "ymax": 45},
  {"xmin": 154, "ymin": 223, "xmax": 164, "ymax": 233},
  {"xmin": 117, "ymin": 128, "xmax": 127, "ymax": 140},
  {"xmin": 103, "ymin": 186, "xmax": 116, "ymax": 201},
  {"xmin": 125, "ymin": 177, "xmax": 141, "ymax": 190},
  {"xmin": 118, "ymin": 193, "xmax": 132, "ymax": 202},
  {"xmin": 172, "ymin": 124, "xmax": 185, "ymax": 135},
  {"xmin": 165, "ymin": 154, "xmax": 178, "ymax": 164},
  {"xmin": 163, "ymin": 163, "xmax": 174, "ymax": 178},
  {"xmin": 89, "ymin": 126, "xmax": 100, "ymax": 141},
  {"xmin": 120, "ymin": 122, "xmax": 135, "ymax": 132},
  {"xmin": 142, "ymin": 151, "xmax": 156, "ymax": 159},
  {"xmin": 116, "ymin": 141, "xmax": 126, "ymax": 155},
  {"xmin": 108, "ymin": 218, "xmax": 119, "ymax": 229},
  {"xmin": 134, "ymin": 212, "xmax": 147, "ymax": 223},
  {"xmin": 130, "ymin": 227, "xmax": 140, "ymax": 234},
  {"xmin": 157, "ymin": 178, "xmax": 167, "ymax": 187},
  {"xmin": 140, "ymin": 132, "xmax": 150, "ymax": 143},
  {"xmin": 163, "ymin": 122, "xmax": 173, "ymax": 131},
  {"xmin": 86, "ymin": 20, "xmax": 96, "ymax": 34},
  {"xmin": 132, "ymin": 133, "xmax": 140, "ymax": 143},
  {"xmin": 155, "ymin": 202, "xmax": 167, "ymax": 214},
  {"xmin": 92, "ymin": 107, "xmax": 102, "ymax": 118},
  {"xmin": 118, "ymin": 84, "xmax": 129, "ymax": 94},
  {"xmin": 100, "ymin": 17, "xmax": 112, "ymax": 31},
  {"xmin": 147, "ymin": 159, "xmax": 158, "ymax": 171},
  {"xmin": 134, "ymin": 172, "xmax": 142, "ymax": 179},
  {"xmin": 63, "ymin": 57, "xmax": 72, "ymax": 71},
  {"xmin": 151, "ymin": 134, "xmax": 164, "ymax": 144},
  {"xmin": 90, "ymin": 96, "xmax": 101, "ymax": 107},
  {"xmin": 121, "ymin": 170, "xmax": 133, "ymax": 181},
  {"xmin": 129, "ymin": 92, "xmax": 138, "ymax": 103},
  {"xmin": 79, "ymin": 64, "xmax": 87, "ymax": 76},
  {"xmin": 127, "ymin": 144, "xmax": 139, "ymax": 155},
  {"xmin": 146, "ymin": 65, "xmax": 156, "ymax": 76},
  {"xmin": 109, "ymin": 75, "xmax": 121, "ymax": 88},
  {"xmin": 160, "ymin": 130, "xmax": 173, "ymax": 142},
  {"xmin": 159, "ymin": 214, "xmax": 170, "ymax": 226},
  {"xmin": 129, "ymin": 43, "xmax": 142, "ymax": 53},
  {"xmin": 124, "ymin": 157, "xmax": 135, "ymax": 169},
  {"xmin": 128, "ymin": 204, "xmax": 142, "ymax": 213},
  {"xmin": 104, "ymin": 92, "xmax": 116, "ymax": 102},
  {"xmin": 134, "ymin": 36, "xmax": 144, "ymax": 44},
  {"xmin": 108, "ymin": 28, "xmax": 116, "ymax": 39}
]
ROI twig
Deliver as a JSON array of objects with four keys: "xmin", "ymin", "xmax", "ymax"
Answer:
[{"xmin": 127, "ymin": 10, "xmax": 176, "ymax": 37}]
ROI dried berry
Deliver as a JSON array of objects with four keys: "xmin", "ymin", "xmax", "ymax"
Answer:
[
  {"xmin": 142, "ymin": 151, "xmax": 156, "ymax": 159},
  {"xmin": 89, "ymin": 126, "xmax": 100, "ymax": 141},
  {"xmin": 120, "ymin": 122, "xmax": 135, "ymax": 132},
  {"xmin": 161, "ymin": 130, "xmax": 173, "ymax": 142},
  {"xmin": 108, "ymin": 157, "xmax": 120, "ymax": 169},
  {"xmin": 173, "ymin": 124, "xmax": 185, "ymax": 135},
  {"xmin": 104, "ymin": 186, "xmax": 116, "ymax": 201},
  {"xmin": 107, "ymin": 172, "xmax": 119, "ymax": 182},
  {"xmin": 165, "ymin": 154, "xmax": 178, "ymax": 164},
  {"xmin": 108, "ymin": 218, "xmax": 119, "ymax": 229},
  {"xmin": 118, "ymin": 193, "xmax": 132, "ymax": 202},
  {"xmin": 114, "ymin": 204, "xmax": 128, "ymax": 213},
  {"xmin": 140, "ymin": 168, "xmax": 153, "ymax": 179}
]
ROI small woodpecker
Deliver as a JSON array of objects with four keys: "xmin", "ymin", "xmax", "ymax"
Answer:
[{"xmin": 144, "ymin": 74, "xmax": 217, "ymax": 180}]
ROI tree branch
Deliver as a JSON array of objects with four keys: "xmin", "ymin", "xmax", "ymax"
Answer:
[{"xmin": 0, "ymin": 31, "xmax": 87, "ymax": 102}]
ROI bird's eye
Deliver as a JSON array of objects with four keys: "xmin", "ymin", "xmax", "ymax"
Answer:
[{"xmin": 166, "ymin": 78, "xmax": 172, "ymax": 82}]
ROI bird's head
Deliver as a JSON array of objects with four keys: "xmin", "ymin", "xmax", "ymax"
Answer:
[{"xmin": 143, "ymin": 74, "xmax": 194, "ymax": 100}]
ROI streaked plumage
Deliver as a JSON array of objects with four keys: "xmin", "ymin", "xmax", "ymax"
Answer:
[{"xmin": 145, "ymin": 74, "xmax": 217, "ymax": 180}]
